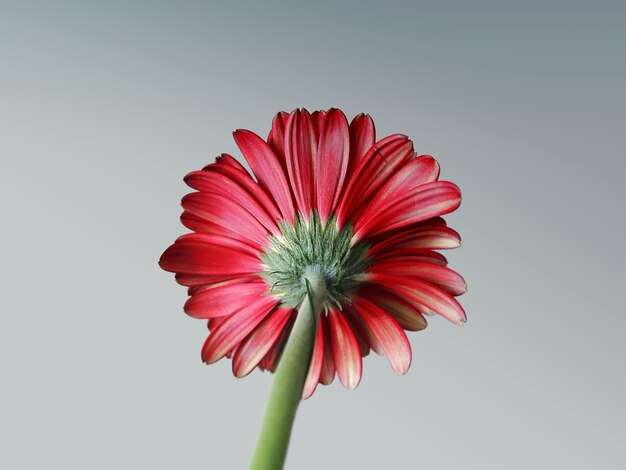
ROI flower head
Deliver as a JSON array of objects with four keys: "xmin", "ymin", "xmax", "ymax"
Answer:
[{"xmin": 160, "ymin": 108, "xmax": 466, "ymax": 398}]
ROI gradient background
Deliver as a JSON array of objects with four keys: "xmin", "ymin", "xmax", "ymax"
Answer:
[{"xmin": 2, "ymin": 1, "xmax": 625, "ymax": 468}]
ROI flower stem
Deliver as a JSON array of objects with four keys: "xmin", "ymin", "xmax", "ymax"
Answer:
[{"xmin": 249, "ymin": 270, "xmax": 326, "ymax": 470}]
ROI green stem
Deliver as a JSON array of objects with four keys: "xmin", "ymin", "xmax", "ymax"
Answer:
[{"xmin": 249, "ymin": 270, "xmax": 326, "ymax": 470}]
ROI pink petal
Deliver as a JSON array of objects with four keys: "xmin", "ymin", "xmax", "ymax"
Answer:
[
  {"xmin": 328, "ymin": 309, "xmax": 362, "ymax": 390},
  {"xmin": 370, "ymin": 261, "xmax": 467, "ymax": 296},
  {"xmin": 302, "ymin": 319, "xmax": 325, "ymax": 399},
  {"xmin": 202, "ymin": 153, "xmax": 247, "ymax": 172},
  {"xmin": 175, "ymin": 273, "xmax": 258, "ymax": 288},
  {"xmin": 319, "ymin": 315, "xmax": 335, "ymax": 385},
  {"xmin": 342, "ymin": 310, "xmax": 371, "ymax": 357},
  {"xmin": 233, "ymin": 129, "xmax": 295, "ymax": 223},
  {"xmin": 285, "ymin": 109, "xmax": 317, "ymax": 216},
  {"xmin": 159, "ymin": 233, "xmax": 263, "ymax": 276},
  {"xmin": 368, "ymin": 225, "xmax": 461, "ymax": 256},
  {"xmin": 337, "ymin": 135, "xmax": 414, "ymax": 228},
  {"xmin": 349, "ymin": 113, "xmax": 376, "ymax": 168},
  {"xmin": 201, "ymin": 295, "xmax": 279, "ymax": 364},
  {"xmin": 182, "ymin": 192, "xmax": 269, "ymax": 248},
  {"xmin": 179, "ymin": 211, "xmax": 273, "ymax": 260},
  {"xmin": 355, "ymin": 155, "xmax": 440, "ymax": 226},
  {"xmin": 181, "ymin": 211, "xmax": 235, "ymax": 237},
  {"xmin": 343, "ymin": 306, "xmax": 383, "ymax": 354},
  {"xmin": 184, "ymin": 281, "xmax": 271, "ymax": 319},
  {"xmin": 206, "ymin": 161, "xmax": 282, "ymax": 220},
  {"xmin": 186, "ymin": 275, "xmax": 259, "ymax": 295},
  {"xmin": 359, "ymin": 286, "xmax": 427, "ymax": 331},
  {"xmin": 352, "ymin": 296, "xmax": 412, "ymax": 375},
  {"xmin": 367, "ymin": 217, "xmax": 450, "ymax": 242},
  {"xmin": 232, "ymin": 307, "xmax": 293, "ymax": 377},
  {"xmin": 257, "ymin": 321, "xmax": 289, "ymax": 372},
  {"xmin": 354, "ymin": 181, "xmax": 461, "ymax": 241},
  {"xmin": 368, "ymin": 272, "xmax": 467, "ymax": 325},
  {"xmin": 316, "ymin": 108, "xmax": 350, "ymax": 221},
  {"xmin": 185, "ymin": 170, "xmax": 279, "ymax": 233},
  {"xmin": 311, "ymin": 110, "xmax": 326, "ymax": 136},
  {"xmin": 267, "ymin": 111, "xmax": 290, "ymax": 164},
  {"xmin": 259, "ymin": 312, "xmax": 296, "ymax": 372},
  {"xmin": 206, "ymin": 317, "xmax": 223, "ymax": 332},
  {"xmin": 373, "ymin": 248, "xmax": 449, "ymax": 266}
]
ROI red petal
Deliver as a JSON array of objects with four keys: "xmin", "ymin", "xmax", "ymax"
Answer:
[
  {"xmin": 337, "ymin": 135, "xmax": 413, "ymax": 228},
  {"xmin": 207, "ymin": 162, "xmax": 282, "ymax": 217},
  {"xmin": 210, "ymin": 153, "xmax": 247, "ymax": 172},
  {"xmin": 370, "ymin": 261, "xmax": 467, "ymax": 296},
  {"xmin": 184, "ymin": 171, "xmax": 278, "ymax": 234},
  {"xmin": 285, "ymin": 109, "xmax": 317, "ymax": 216},
  {"xmin": 311, "ymin": 110, "xmax": 326, "ymax": 136},
  {"xmin": 343, "ymin": 306, "xmax": 383, "ymax": 354},
  {"xmin": 341, "ymin": 311, "xmax": 371, "ymax": 357},
  {"xmin": 176, "ymin": 273, "xmax": 258, "ymax": 288},
  {"xmin": 184, "ymin": 281, "xmax": 271, "ymax": 319},
  {"xmin": 369, "ymin": 217, "xmax": 449, "ymax": 238},
  {"xmin": 319, "ymin": 315, "xmax": 335, "ymax": 385},
  {"xmin": 233, "ymin": 130, "xmax": 295, "ymax": 223},
  {"xmin": 258, "ymin": 312, "xmax": 295, "ymax": 372},
  {"xmin": 352, "ymin": 297, "xmax": 412, "ymax": 374},
  {"xmin": 359, "ymin": 286, "xmax": 427, "ymax": 331},
  {"xmin": 159, "ymin": 233, "xmax": 263, "ymax": 276},
  {"xmin": 232, "ymin": 307, "xmax": 293, "ymax": 377},
  {"xmin": 182, "ymin": 192, "xmax": 269, "ymax": 248},
  {"xmin": 373, "ymin": 248, "xmax": 448, "ymax": 266},
  {"xmin": 181, "ymin": 210, "xmax": 235, "ymax": 236},
  {"xmin": 368, "ymin": 225, "xmax": 461, "ymax": 256},
  {"xmin": 201, "ymin": 295, "xmax": 278, "ymax": 364},
  {"xmin": 302, "ymin": 319, "xmax": 325, "ymax": 399},
  {"xmin": 179, "ymin": 211, "xmax": 272, "ymax": 260},
  {"xmin": 186, "ymin": 275, "xmax": 259, "ymax": 295},
  {"xmin": 368, "ymin": 272, "xmax": 467, "ymax": 325},
  {"xmin": 355, "ymin": 155, "xmax": 439, "ymax": 227},
  {"xmin": 328, "ymin": 308, "xmax": 362, "ymax": 390},
  {"xmin": 206, "ymin": 317, "xmax": 223, "ymax": 332},
  {"xmin": 316, "ymin": 108, "xmax": 350, "ymax": 221},
  {"xmin": 349, "ymin": 113, "xmax": 375, "ymax": 168},
  {"xmin": 267, "ymin": 111, "xmax": 290, "ymax": 164},
  {"xmin": 354, "ymin": 181, "xmax": 461, "ymax": 241}
]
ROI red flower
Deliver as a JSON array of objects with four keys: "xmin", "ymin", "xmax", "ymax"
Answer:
[{"xmin": 160, "ymin": 108, "xmax": 466, "ymax": 398}]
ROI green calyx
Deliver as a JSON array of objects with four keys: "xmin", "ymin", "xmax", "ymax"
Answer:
[{"xmin": 260, "ymin": 212, "xmax": 370, "ymax": 310}]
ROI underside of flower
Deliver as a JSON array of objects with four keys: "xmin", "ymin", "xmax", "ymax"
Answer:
[
  {"xmin": 160, "ymin": 107, "xmax": 467, "ymax": 398},
  {"xmin": 260, "ymin": 212, "xmax": 370, "ymax": 310}
]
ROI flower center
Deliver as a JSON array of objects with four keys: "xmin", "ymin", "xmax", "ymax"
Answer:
[{"xmin": 259, "ymin": 212, "xmax": 371, "ymax": 309}]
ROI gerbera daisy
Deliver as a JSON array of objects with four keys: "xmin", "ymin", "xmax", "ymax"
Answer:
[{"xmin": 159, "ymin": 108, "xmax": 466, "ymax": 399}]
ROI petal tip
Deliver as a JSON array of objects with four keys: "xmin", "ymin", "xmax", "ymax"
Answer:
[{"xmin": 345, "ymin": 377, "xmax": 361, "ymax": 390}]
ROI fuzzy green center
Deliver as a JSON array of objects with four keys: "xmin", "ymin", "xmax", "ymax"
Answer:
[{"xmin": 259, "ymin": 212, "xmax": 370, "ymax": 309}]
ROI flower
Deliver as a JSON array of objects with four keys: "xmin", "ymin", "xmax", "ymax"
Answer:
[{"xmin": 159, "ymin": 108, "xmax": 466, "ymax": 398}]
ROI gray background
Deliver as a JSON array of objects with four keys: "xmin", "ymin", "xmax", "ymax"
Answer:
[{"xmin": 2, "ymin": 1, "xmax": 625, "ymax": 468}]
